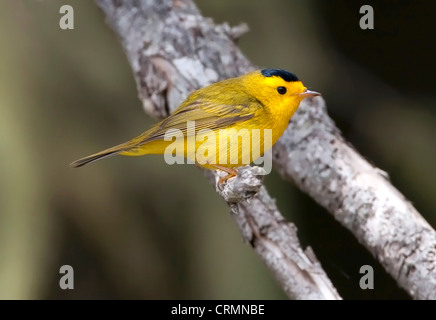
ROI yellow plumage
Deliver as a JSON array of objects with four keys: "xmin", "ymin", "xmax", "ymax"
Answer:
[{"xmin": 70, "ymin": 69, "xmax": 319, "ymax": 181}]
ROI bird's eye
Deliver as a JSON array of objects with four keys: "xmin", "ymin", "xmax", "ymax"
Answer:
[{"xmin": 277, "ymin": 86, "xmax": 287, "ymax": 95}]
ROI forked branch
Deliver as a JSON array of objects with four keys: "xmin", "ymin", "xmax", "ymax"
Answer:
[{"xmin": 95, "ymin": 0, "xmax": 436, "ymax": 299}]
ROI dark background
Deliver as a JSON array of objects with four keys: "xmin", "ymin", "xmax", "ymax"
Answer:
[{"xmin": 0, "ymin": 0, "xmax": 434, "ymax": 299}]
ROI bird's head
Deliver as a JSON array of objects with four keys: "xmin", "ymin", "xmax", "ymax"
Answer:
[{"xmin": 244, "ymin": 69, "xmax": 320, "ymax": 117}]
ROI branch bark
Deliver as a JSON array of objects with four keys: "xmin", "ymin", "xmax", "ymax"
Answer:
[
  {"xmin": 273, "ymin": 97, "xmax": 436, "ymax": 299},
  {"xmin": 95, "ymin": 0, "xmax": 436, "ymax": 299},
  {"xmin": 95, "ymin": 0, "xmax": 340, "ymax": 300}
]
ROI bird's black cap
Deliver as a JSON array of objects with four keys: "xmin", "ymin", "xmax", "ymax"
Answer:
[{"xmin": 261, "ymin": 69, "xmax": 299, "ymax": 82}]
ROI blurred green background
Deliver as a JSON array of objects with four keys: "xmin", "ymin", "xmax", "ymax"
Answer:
[{"xmin": 0, "ymin": 0, "xmax": 434, "ymax": 299}]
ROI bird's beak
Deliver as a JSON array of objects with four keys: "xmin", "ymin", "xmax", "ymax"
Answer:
[{"xmin": 299, "ymin": 89, "xmax": 321, "ymax": 98}]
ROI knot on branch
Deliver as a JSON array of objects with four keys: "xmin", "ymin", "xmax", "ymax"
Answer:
[{"xmin": 215, "ymin": 166, "xmax": 265, "ymax": 205}]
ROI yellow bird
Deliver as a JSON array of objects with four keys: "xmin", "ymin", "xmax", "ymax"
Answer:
[{"xmin": 70, "ymin": 69, "xmax": 320, "ymax": 182}]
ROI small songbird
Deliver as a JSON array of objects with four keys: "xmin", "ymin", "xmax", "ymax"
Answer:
[{"xmin": 70, "ymin": 69, "xmax": 320, "ymax": 182}]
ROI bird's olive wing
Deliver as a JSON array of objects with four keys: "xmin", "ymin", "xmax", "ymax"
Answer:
[{"xmin": 141, "ymin": 99, "xmax": 261, "ymax": 143}]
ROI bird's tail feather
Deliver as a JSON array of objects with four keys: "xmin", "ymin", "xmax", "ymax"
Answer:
[
  {"xmin": 69, "ymin": 149, "xmax": 120, "ymax": 168},
  {"xmin": 69, "ymin": 137, "xmax": 143, "ymax": 168}
]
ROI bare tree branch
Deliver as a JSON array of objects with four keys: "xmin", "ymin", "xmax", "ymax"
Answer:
[
  {"xmin": 95, "ymin": 0, "xmax": 436, "ymax": 299},
  {"xmin": 273, "ymin": 97, "xmax": 436, "ymax": 299},
  {"xmin": 95, "ymin": 0, "xmax": 340, "ymax": 300},
  {"xmin": 209, "ymin": 167, "xmax": 341, "ymax": 299}
]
